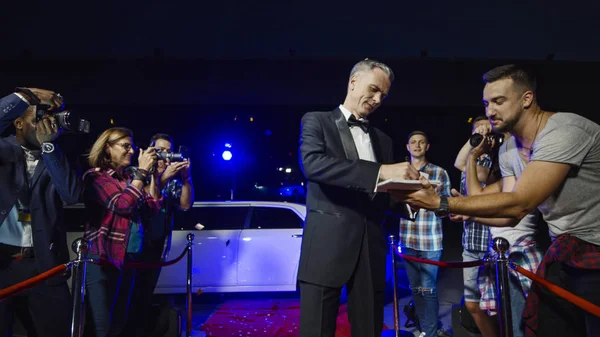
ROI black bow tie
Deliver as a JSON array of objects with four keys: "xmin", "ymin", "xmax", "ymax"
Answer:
[{"xmin": 347, "ymin": 115, "xmax": 370, "ymax": 133}]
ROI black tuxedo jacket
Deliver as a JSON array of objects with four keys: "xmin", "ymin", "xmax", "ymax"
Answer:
[{"xmin": 298, "ymin": 108, "xmax": 403, "ymax": 290}]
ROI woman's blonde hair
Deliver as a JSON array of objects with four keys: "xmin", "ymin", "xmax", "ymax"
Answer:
[{"xmin": 88, "ymin": 127, "xmax": 134, "ymax": 169}]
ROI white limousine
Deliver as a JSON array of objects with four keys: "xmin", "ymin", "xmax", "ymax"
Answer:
[{"xmin": 65, "ymin": 201, "xmax": 306, "ymax": 293}]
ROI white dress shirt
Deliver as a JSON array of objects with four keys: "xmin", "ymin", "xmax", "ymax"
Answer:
[{"xmin": 339, "ymin": 105, "xmax": 377, "ymax": 162}]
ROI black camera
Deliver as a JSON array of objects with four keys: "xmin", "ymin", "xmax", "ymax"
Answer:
[
  {"xmin": 14, "ymin": 88, "xmax": 91, "ymax": 133},
  {"xmin": 469, "ymin": 132, "xmax": 504, "ymax": 149},
  {"xmin": 36, "ymin": 106, "xmax": 91, "ymax": 134},
  {"xmin": 156, "ymin": 151, "xmax": 186, "ymax": 162}
]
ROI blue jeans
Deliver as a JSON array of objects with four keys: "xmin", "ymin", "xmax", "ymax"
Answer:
[
  {"xmin": 402, "ymin": 248, "xmax": 442, "ymax": 337},
  {"xmin": 508, "ymin": 272, "xmax": 526, "ymax": 337},
  {"xmin": 85, "ymin": 255, "xmax": 137, "ymax": 337}
]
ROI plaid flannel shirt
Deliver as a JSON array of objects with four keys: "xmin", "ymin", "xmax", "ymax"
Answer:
[
  {"xmin": 461, "ymin": 155, "xmax": 493, "ymax": 252},
  {"xmin": 460, "ymin": 171, "xmax": 492, "ymax": 252},
  {"xmin": 523, "ymin": 234, "xmax": 600, "ymax": 336},
  {"xmin": 83, "ymin": 168, "xmax": 162, "ymax": 269},
  {"xmin": 399, "ymin": 163, "xmax": 451, "ymax": 251},
  {"xmin": 478, "ymin": 236, "xmax": 544, "ymax": 313}
]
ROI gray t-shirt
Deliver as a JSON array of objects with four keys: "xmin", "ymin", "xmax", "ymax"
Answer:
[
  {"xmin": 531, "ymin": 112, "xmax": 600, "ymax": 245},
  {"xmin": 496, "ymin": 136, "xmax": 540, "ymax": 245}
]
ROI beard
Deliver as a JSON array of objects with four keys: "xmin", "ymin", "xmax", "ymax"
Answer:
[{"xmin": 491, "ymin": 109, "xmax": 521, "ymax": 133}]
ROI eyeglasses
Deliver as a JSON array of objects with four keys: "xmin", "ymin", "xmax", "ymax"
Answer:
[{"xmin": 113, "ymin": 142, "xmax": 138, "ymax": 152}]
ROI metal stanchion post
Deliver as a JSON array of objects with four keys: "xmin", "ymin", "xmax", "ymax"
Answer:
[
  {"xmin": 70, "ymin": 238, "xmax": 89, "ymax": 337},
  {"xmin": 389, "ymin": 235, "xmax": 401, "ymax": 337},
  {"xmin": 493, "ymin": 237, "xmax": 513, "ymax": 337},
  {"xmin": 186, "ymin": 233, "xmax": 195, "ymax": 337}
]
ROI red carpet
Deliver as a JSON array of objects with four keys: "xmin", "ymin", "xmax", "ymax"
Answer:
[{"xmin": 201, "ymin": 299, "xmax": 387, "ymax": 337}]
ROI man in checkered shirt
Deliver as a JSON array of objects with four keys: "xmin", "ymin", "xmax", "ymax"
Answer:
[{"xmin": 399, "ymin": 131, "xmax": 452, "ymax": 337}]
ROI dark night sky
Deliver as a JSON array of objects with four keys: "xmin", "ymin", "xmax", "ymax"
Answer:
[{"xmin": 3, "ymin": 1, "xmax": 600, "ymax": 61}]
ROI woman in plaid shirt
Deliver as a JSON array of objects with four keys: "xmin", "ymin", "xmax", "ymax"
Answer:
[{"xmin": 82, "ymin": 127, "xmax": 163, "ymax": 337}]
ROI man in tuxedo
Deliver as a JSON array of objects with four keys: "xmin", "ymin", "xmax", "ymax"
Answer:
[
  {"xmin": 0, "ymin": 88, "xmax": 82, "ymax": 336},
  {"xmin": 298, "ymin": 59, "xmax": 420, "ymax": 337}
]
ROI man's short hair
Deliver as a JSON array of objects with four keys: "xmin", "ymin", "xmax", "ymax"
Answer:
[
  {"xmin": 150, "ymin": 133, "xmax": 173, "ymax": 147},
  {"xmin": 349, "ymin": 58, "xmax": 395, "ymax": 82},
  {"xmin": 482, "ymin": 64, "xmax": 537, "ymax": 94},
  {"xmin": 407, "ymin": 130, "xmax": 429, "ymax": 143},
  {"xmin": 472, "ymin": 115, "xmax": 488, "ymax": 126}
]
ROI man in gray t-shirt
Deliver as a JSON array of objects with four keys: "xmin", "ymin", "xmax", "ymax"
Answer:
[
  {"xmin": 396, "ymin": 64, "xmax": 600, "ymax": 337},
  {"xmin": 532, "ymin": 112, "xmax": 600, "ymax": 242}
]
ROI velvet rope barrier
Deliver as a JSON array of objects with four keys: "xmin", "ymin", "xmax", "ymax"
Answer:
[
  {"xmin": 0, "ymin": 263, "xmax": 70, "ymax": 302},
  {"xmin": 397, "ymin": 251, "xmax": 486, "ymax": 268},
  {"xmin": 511, "ymin": 263, "xmax": 600, "ymax": 318},
  {"xmin": 90, "ymin": 246, "xmax": 189, "ymax": 268}
]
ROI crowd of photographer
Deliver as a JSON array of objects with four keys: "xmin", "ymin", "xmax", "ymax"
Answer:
[{"xmin": 0, "ymin": 88, "xmax": 194, "ymax": 337}]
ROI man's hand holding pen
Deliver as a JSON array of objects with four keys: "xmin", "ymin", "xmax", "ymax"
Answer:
[
  {"xmin": 377, "ymin": 157, "xmax": 424, "ymax": 220},
  {"xmin": 378, "ymin": 162, "xmax": 420, "ymax": 182}
]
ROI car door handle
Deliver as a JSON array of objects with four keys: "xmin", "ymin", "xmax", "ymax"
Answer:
[{"xmin": 292, "ymin": 234, "xmax": 303, "ymax": 238}]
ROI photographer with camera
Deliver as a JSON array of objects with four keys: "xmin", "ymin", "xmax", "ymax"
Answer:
[
  {"xmin": 452, "ymin": 116, "xmax": 499, "ymax": 337},
  {"xmin": 123, "ymin": 133, "xmax": 194, "ymax": 337},
  {"xmin": 458, "ymin": 118, "xmax": 544, "ymax": 337},
  {"xmin": 82, "ymin": 127, "xmax": 163, "ymax": 337},
  {"xmin": 0, "ymin": 88, "xmax": 82, "ymax": 336}
]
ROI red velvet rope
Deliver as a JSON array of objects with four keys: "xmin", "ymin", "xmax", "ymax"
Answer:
[
  {"xmin": 0, "ymin": 247, "xmax": 189, "ymax": 302},
  {"xmin": 512, "ymin": 264, "xmax": 600, "ymax": 318},
  {"xmin": 397, "ymin": 252, "xmax": 486, "ymax": 268},
  {"xmin": 91, "ymin": 246, "xmax": 189, "ymax": 268},
  {"xmin": 0, "ymin": 264, "xmax": 69, "ymax": 302}
]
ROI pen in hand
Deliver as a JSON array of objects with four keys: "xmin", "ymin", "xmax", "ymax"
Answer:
[{"xmin": 404, "ymin": 155, "xmax": 419, "ymax": 221}]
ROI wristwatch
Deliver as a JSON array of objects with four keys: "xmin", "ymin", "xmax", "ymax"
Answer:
[
  {"xmin": 434, "ymin": 196, "xmax": 449, "ymax": 218},
  {"xmin": 41, "ymin": 142, "xmax": 55, "ymax": 154}
]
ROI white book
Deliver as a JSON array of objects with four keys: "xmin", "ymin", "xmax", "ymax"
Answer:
[{"xmin": 376, "ymin": 179, "xmax": 441, "ymax": 192}]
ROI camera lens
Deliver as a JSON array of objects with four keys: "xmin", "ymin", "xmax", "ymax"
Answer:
[
  {"xmin": 156, "ymin": 152, "xmax": 185, "ymax": 162},
  {"xmin": 469, "ymin": 133, "xmax": 484, "ymax": 147},
  {"xmin": 52, "ymin": 111, "xmax": 91, "ymax": 133}
]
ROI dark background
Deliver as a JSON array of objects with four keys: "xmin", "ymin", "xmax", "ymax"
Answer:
[
  {"xmin": 2, "ymin": 1, "xmax": 599, "ymax": 242},
  {"xmin": 2, "ymin": 60, "xmax": 598, "ymax": 202}
]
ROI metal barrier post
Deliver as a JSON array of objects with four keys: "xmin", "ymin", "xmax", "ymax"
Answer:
[
  {"xmin": 493, "ymin": 237, "xmax": 513, "ymax": 337},
  {"xmin": 389, "ymin": 235, "xmax": 400, "ymax": 337},
  {"xmin": 70, "ymin": 238, "xmax": 89, "ymax": 337},
  {"xmin": 186, "ymin": 233, "xmax": 195, "ymax": 337}
]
